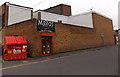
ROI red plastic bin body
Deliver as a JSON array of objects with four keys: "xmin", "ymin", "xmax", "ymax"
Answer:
[{"xmin": 3, "ymin": 36, "xmax": 28, "ymax": 61}]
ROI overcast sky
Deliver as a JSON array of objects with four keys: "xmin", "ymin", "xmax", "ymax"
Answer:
[{"xmin": 0, "ymin": 0, "xmax": 119, "ymax": 30}]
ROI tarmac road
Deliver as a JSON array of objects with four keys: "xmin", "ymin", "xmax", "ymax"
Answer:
[{"xmin": 2, "ymin": 45, "xmax": 118, "ymax": 75}]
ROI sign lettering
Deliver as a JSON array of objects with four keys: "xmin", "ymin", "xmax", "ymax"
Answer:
[{"xmin": 37, "ymin": 20, "xmax": 55, "ymax": 32}]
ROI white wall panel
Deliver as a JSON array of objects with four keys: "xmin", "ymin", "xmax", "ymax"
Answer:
[
  {"xmin": 33, "ymin": 12, "xmax": 38, "ymax": 19},
  {"xmin": 8, "ymin": 5, "xmax": 32, "ymax": 25},
  {"xmin": 38, "ymin": 11, "xmax": 93, "ymax": 28},
  {"xmin": 68, "ymin": 13, "xmax": 93, "ymax": 28},
  {"xmin": 41, "ymin": 11, "xmax": 68, "ymax": 23}
]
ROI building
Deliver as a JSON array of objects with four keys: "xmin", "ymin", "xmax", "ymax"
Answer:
[
  {"xmin": 114, "ymin": 30, "xmax": 119, "ymax": 44},
  {"xmin": 0, "ymin": 2, "xmax": 115, "ymax": 57},
  {"xmin": 118, "ymin": 29, "xmax": 120, "ymax": 42}
]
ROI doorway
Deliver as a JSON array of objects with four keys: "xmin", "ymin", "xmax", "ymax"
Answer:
[
  {"xmin": 41, "ymin": 36, "xmax": 52, "ymax": 55},
  {"xmin": 40, "ymin": 33, "xmax": 54, "ymax": 56}
]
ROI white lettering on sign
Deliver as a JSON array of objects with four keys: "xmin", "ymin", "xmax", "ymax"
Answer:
[
  {"xmin": 38, "ymin": 20, "xmax": 54, "ymax": 27},
  {"xmin": 37, "ymin": 20, "xmax": 55, "ymax": 32}
]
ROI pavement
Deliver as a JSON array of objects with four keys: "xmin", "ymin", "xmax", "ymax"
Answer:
[{"xmin": 0, "ymin": 45, "xmax": 119, "ymax": 75}]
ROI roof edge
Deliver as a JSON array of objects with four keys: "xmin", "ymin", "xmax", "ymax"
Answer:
[
  {"xmin": 92, "ymin": 11, "xmax": 112, "ymax": 20},
  {"xmin": 5, "ymin": 2, "xmax": 33, "ymax": 9}
]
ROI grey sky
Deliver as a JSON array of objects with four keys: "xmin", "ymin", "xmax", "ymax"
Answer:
[{"xmin": 0, "ymin": 0, "xmax": 119, "ymax": 30}]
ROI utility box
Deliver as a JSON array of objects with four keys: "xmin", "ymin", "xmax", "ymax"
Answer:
[{"xmin": 3, "ymin": 36, "xmax": 28, "ymax": 61}]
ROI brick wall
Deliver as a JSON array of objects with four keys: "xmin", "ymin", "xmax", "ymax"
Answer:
[
  {"xmin": 1, "ymin": 13, "xmax": 115, "ymax": 57},
  {"xmin": 53, "ymin": 13, "xmax": 115, "ymax": 53},
  {"xmin": 2, "ymin": 20, "xmax": 40, "ymax": 57},
  {"xmin": 44, "ymin": 4, "xmax": 72, "ymax": 16},
  {"xmin": 92, "ymin": 13, "xmax": 115, "ymax": 45},
  {"xmin": 0, "ymin": 31, "xmax": 2, "ymax": 45}
]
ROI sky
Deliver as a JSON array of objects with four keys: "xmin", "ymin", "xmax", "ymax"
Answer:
[{"xmin": 0, "ymin": 0, "xmax": 119, "ymax": 30}]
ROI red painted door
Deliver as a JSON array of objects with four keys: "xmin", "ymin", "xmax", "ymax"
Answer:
[{"xmin": 42, "ymin": 36, "xmax": 52, "ymax": 55}]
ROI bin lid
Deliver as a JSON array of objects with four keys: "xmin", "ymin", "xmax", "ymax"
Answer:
[{"xmin": 5, "ymin": 36, "xmax": 28, "ymax": 45}]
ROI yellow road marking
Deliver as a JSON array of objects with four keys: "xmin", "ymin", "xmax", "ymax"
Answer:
[{"xmin": 0, "ymin": 51, "xmax": 93, "ymax": 70}]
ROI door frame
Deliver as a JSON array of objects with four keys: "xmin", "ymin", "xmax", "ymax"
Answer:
[{"xmin": 40, "ymin": 33, "xmax": 54, "ymax": 56}]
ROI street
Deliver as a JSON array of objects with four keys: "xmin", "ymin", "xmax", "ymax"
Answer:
[{"xmin": 1, "ymin": 45, "xmax": 118, "ymax": 75}]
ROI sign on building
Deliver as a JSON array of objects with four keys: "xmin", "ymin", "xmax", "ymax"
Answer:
[{"xmin": 37, "ymin": 20, "xmax": 55, "ymax": 32}]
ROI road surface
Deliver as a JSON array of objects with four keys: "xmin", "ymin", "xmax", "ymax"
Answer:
[{"xmin": 1, "ymin": 45, "xmax": 118, "ymax": 75}]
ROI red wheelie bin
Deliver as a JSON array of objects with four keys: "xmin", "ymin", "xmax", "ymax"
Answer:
[{"xmin": 3, "ymin": 36, "xmax": 28, "ymax": 61}]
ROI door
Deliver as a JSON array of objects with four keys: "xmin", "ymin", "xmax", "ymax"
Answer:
[{"xmin": 42, "ymin": 36, "xmax": 52, "ymax": 55}]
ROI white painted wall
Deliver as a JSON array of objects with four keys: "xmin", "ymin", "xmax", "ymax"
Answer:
[
  {"xmin": 68, "ymin": 13, "xmax": 93, "ymax": 28},
  {"xmin": 33, "ymin": 12, "xmax": 38, "ymax": 19},
  {"xmin": 8, "ymin": 4, "xmax": 32, "ymax": 25},
  {"xmin": 41, "ymin": 11, "xmax": 68, "ymax": 23},
  {"xmin": 34, "ymin": 11, "xmax": 93, "ymax": 28}
]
